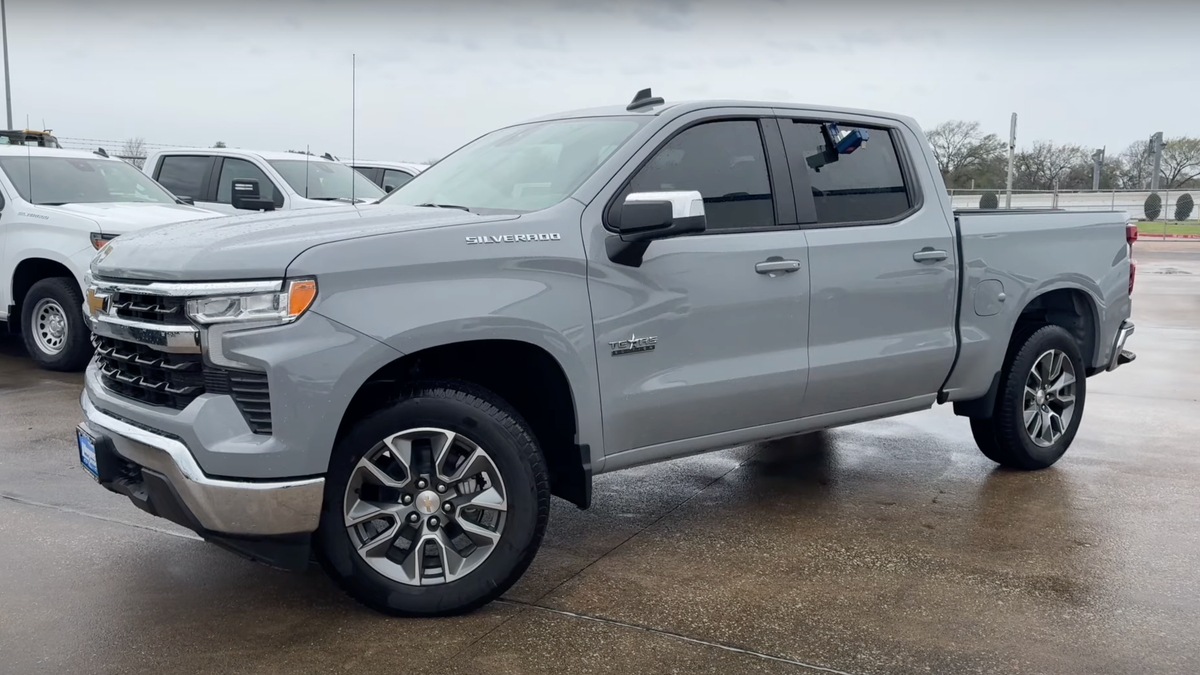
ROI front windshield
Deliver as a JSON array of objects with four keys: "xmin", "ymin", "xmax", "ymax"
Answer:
[
  {"xmin": 268, "ymin": 159, "xmax": 385, "ymax": 201},
  {"xmin": 0, "ymin": 156, "xmax": 178, "ymax": 205},
  {"xmin": 384, "ymin": 118, "xmax": 647, "ymax": 213}
]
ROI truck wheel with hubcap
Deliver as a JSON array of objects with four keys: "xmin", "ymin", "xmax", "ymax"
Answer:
[
  {"xmin": 315, "ymin": 381, "xmax": 550, "ymax": 616},
  {"xmin": 20, "ymin": 277, "xmax": 93, "ymax": 372},
  {"xmin": 970, "ymin": 324, "xmax": 1086, "ymax": 470}
]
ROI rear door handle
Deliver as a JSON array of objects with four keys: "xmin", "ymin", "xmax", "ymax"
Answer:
[
  {"xmin": 912, "ymin": 249, "xmax": 948, "ymax": 263},
  {"xmin": 755, "ymin": 259, "xmax": 802, "ymax": 275}
]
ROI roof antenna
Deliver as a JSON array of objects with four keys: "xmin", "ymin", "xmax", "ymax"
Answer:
[
  {"xmin": 626, "ymin": 87, "xmax": 664, "ymax": 111},
  {"xmin": 94, "ymin": 147, "xmax": 108, "ymax": 158},
  {"xmin": 351, "ymin": 53, "xmax": 356, "ymax": 204}
]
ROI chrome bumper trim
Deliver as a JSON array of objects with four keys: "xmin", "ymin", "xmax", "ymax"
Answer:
[
  {"xmin": 1106, "ymin": 320, "xmax": 1135, "ymax": 372},
  {"xmin": 87, "ymin": 313, "xmax": 202, "ymax": 353},
  {"xmin": 81, "ymin": 392, "xmax": 324, "ymax": 536}
]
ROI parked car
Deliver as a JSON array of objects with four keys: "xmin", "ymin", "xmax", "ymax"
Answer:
[
  {"xmin": 142, "ymin": 148, "xmax": 386, "ymax": 214},
  {"xmin": 0, "ymin": 146, "xmax": 219, "ymax": 370},
  {"xmin": 78, "ymin": 91, "xmax": 1136, "ymax": 617},
  {"xmin": 344, "ymin": 160, "xmax": 429, "ymax": 193}
]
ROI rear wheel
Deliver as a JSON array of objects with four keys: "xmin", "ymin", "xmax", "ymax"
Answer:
[
  {"xmin": 970, "ymin": 325, "xmax": 1086, "ymax": 470},
  {"xmin": 20, "ymin": 277, "xmax": 92, "ymax": 372},
  {"xmin": 315, "ymin": 381, "xmax": 549, "ymax": 616}
]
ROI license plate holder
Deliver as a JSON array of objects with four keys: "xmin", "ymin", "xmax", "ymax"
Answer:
[{"xmin": 77, "ymin": 426, "xmax": 100, "ymax": 482}]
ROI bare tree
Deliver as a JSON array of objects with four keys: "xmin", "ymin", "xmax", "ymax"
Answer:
[
  {"xmin": 1012, "ymin": 141, "xmax": 1088, "ymax": 191},
  {"xmin": 923, "ymin": 120, "xmax": 1004, "ymax": 188},
  {"xmin": 120, "ymin": 137, "xmax": 147, "ymax": 169},
  {"xmin": 1158, "ymin": 137, "xmax": 1200, "ymax": 188},
  {"xmin": 1119, "ymin": 140, "xmax": 1153, "ymax": 189}
]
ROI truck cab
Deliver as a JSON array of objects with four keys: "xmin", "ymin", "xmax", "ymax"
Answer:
[{"xmin": 143, "ymin": 148, "xmax": 386, "ymax": 214}]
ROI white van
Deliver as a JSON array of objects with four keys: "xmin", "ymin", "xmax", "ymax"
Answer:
[
  {"xmin": 143, "ymin": 148, "xmax": 386, "ymax": 214},
  {"xmin": 0, "ymin": 146, "xmax": 220, "ymax": 370}
]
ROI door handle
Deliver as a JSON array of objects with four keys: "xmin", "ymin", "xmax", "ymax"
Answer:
[
  {"xmin": 912, "ymin": 249, "xmax": 948, "ymax": 263},
  {"xmin": 755, "ymin": 259, "xmax": 802, "ymax": 275}
]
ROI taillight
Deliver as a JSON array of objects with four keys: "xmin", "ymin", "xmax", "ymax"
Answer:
[{"xmin": 1126, "ymin": 223, "xmax": 1138, "ymax": 295}]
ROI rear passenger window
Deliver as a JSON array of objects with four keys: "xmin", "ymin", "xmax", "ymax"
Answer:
[
  {"xmin": 625, "ymin": 120, "xmax": 774, "ymax": 231},
  {"xmin": 155, "ymin": 155, "xmax": 211, "ymax": 199},
  {"xmin": 785, "ymin": 121, "xmax": 911, "ymax": 224}
]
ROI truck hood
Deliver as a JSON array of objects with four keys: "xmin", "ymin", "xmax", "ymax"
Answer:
[
  {"xmin": 91, "ymin": 204, "xmax": 518, "ymax": 282},
  {"xmin": 41, "ymin": 202, "xmax": 221, "ymax": 233}
]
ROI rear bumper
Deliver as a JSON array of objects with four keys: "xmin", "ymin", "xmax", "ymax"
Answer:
[
  {"xmin": 1106, "ymin": 320, "xmax": 1136, "ymax": 372},
  {"xmin": 80, "ymin": 390, "xmax": 325, "ymax": 539}
]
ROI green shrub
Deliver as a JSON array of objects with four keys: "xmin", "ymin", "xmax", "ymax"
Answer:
[
  {"xmin": 979, "ymin": 192, "xmax": 999, "ymax": 209},
  {"xmin": 1145, "ymin": 192, "xmax": 1163, "ymax": 221},
  {"xmin": 1175, "ymin": 193, "xmax": 1194, "ymax": 221}
]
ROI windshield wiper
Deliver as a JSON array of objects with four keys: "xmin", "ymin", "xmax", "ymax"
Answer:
[{"xmin": 415, "ymin": 202, "xmax": 472, "ymax": 212}]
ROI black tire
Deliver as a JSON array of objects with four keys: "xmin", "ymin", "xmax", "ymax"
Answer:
[
  {"xmin": 20, "ymin": 277, "xmax": 93, "ymax": 372},
  {"xmin": 971, "ymin": 325, "xmax": 1087, "ymax": 470},
  {"xmin": 315, "ymin": 380, "xmax": 550, "ymax": 617}
]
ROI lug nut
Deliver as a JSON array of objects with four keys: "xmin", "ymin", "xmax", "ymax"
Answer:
[
  {"xmin": 416, "ymin": 479, "xmax": 427, "ymax": 489},
  {"xmin": 436, "ymin": 484, "xmax": 447, "ymax": 493},
  {"xmin": 443, "ymin": 502, "xmax": 454, "ymax": 513},
  {"xmin": 407, "ymin": 512, "xmax": 420, "ymax": 523},
  {"xmin": 402, "ymin": 494, "xmax": 413, "ymax": 505},
  {"xmin": 428, "ymin": 517, "xmax": 440, "ymax": 529}
]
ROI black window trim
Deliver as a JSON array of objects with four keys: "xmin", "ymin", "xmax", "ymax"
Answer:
[
  {"xmin": 602, "ymin": 114, "xmax": 798, "ymax": 237},
  {"xmin": 776, "ymin": 116, "xmax": 925, "ymax": 230},
  {"xmin": 152, "ymin": 154, "xmax": 216, "ymax": 202}
]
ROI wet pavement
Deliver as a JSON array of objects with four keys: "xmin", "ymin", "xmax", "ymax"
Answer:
[{"xmin": 1, "ymin": 243, "xmax": 1198, "ymax": 674}]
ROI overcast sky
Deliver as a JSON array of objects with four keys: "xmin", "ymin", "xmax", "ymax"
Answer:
[{"xmin": 8, "ymin": 0, "xmax": 1199, "ymax": 161}]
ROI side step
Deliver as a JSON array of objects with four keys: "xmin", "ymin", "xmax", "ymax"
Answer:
[{"xmin": 1117, "ymin": 349, "xmax": 1136, "ymax": 367}]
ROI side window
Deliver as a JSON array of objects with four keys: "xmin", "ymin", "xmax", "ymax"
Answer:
[
  {"xmin": 785, "ymin": 121, "xmax": 911, "ymax": 224},
  {"xmin": 216, "ymin": 158, "xmax": 284, "ymax": 208},
  {"xmin": 382, "ymin": 169, "xmax": 414, "ymax": 192},
  {"xmin": 625, "ymin": 120, "xmax": 774, "ymax": 231},
  {"xmin": 155, "ymin": 155, "xmax": 211, "ymax": 199},
  {"xmin": 351, "ymin": 166, "xmax": 381, "ymax": 186}
]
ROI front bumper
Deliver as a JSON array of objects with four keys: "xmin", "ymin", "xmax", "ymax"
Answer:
[
  {"xmin": 80, "ymin": 391, "xmax": 324, "ymax": 538},
  {"xmin": 1106, "ymin": 319, "xmax": 1136, "ymax": 372}
]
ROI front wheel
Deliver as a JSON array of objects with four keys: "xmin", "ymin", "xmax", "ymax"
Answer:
[
  {"xmin": 315, "ymin": 381, "xmax": 550, "ymax": 616},
  {"xmin": 20, "ymin": 277, "xmax": 93, "ymax": 372},
  {"xmin": 970, "ymin": 325, "xmax": 1087, "ymax": 470}
]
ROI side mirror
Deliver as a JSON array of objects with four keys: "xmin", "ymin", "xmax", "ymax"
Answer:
[
  {"xmin": 612, "ymin": 191, "xmax": 706, "ymax": 242},
  {"xmin": 384, "ymin": 184, "xmax": 395, "ymax": 193},
  {"xmin": 230, "ymin": 179, "xmax": 276, "ymax": 212},
  {"xmin": 606, "ymin": 190, "xmax": 706, "ymax": 266},
  {"xmin": 176, "ymin": 196, "xmax": 195, "ymax": 205}
]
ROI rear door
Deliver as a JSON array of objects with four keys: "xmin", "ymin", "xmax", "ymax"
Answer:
[
  {"xmin": 777, "ymin": 115, "xmax": 958, "ymax": 416},
  {"xmin": 585, "ymin": 113, "xmax": 812, "ymax": 456}
]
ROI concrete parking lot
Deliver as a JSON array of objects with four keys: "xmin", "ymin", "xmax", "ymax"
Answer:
[{"xmin": 1, "ymin": 243, "xmax": 1197, "ymax": 675}]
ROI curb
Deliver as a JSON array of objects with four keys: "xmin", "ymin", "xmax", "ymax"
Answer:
[{"xmin": 1137, "ymin": 234, "xmax": 1200, "ymax": 240}]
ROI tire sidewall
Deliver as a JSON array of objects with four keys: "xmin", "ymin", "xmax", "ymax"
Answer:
[
  {"xmin": 1002, "ymin": 326, "xmax": 1087, "ymax": 465},
  {"xmin": 21, "ymin": 278, "xmax": 91, "ymax": 371},
  {"xmin": 317, "ymin": 385, "xmax": 545, "ymax": 616}
]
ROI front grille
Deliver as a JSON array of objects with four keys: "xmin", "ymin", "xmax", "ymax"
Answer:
[
  {"xmin": 94, "ymin": 334, "xmax": 274, "ymax": 434},
  {"xmin": 110, "ymin": 291, "xmax": 190, "ymax": 325},
  {"xmin": 94, "ymin": 335, "xmax": 205, "ymax": 409}
]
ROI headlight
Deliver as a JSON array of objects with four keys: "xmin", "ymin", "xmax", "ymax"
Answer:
[{"xmin": 186, "ymin": 278, "xmax": 317, "ymax": 326}]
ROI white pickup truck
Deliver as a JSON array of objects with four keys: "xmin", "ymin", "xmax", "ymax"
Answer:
[
  {"xmin": 143, "ymin": 148, "xmax": 386, "ymax": 214},
  {"xmin": 0, "ymin": 146, "xmax": 219, "ymax": 370}
]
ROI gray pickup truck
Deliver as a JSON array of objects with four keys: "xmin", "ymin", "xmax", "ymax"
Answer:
[{"xmin": 76, "ymin": 90, "xmax": 1137, "ymax": 616}]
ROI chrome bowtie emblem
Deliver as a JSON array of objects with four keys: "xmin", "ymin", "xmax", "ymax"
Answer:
[{"xmin": 415, "ymin": 490, "xmax": 441, "ymax": 515}]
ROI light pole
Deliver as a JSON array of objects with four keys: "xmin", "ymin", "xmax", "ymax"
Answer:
[{"xmin": 2, "ymin": 0, "xmax": 12, "ymax": 130}]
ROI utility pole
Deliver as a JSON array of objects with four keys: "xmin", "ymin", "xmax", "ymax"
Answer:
[
  {"xmin": 2, "ymin": 0, "xmax": 13, "ymax": 130},
  {"xmin": 1005, "ymin": 113, "xmax": 1017, "ymax": 209},
  {"xmin": 1149, "ymin": 131, "xmax": 1164, "ymax": 192},
  {"xmin": 1091, "ymin": 147, "xmax": 1105, "ymax": 191}
]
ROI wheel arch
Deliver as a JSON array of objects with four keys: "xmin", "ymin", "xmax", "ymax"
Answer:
[
  {"xmin": 334, "ymin": 337, "xmax": 594, "ymax": 509},
  {"xmin": 9, "ymin": 255, "xmax": 80, "ymax": 326}
]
